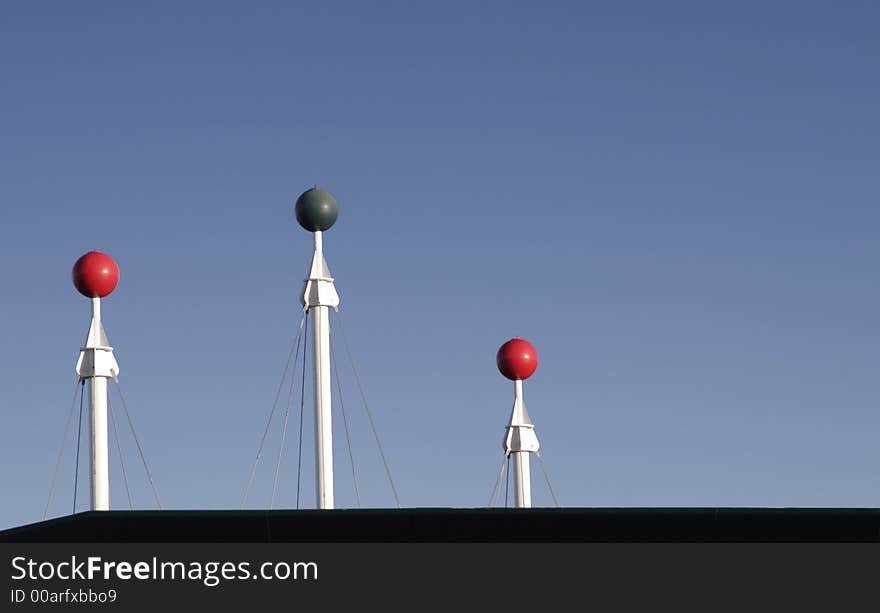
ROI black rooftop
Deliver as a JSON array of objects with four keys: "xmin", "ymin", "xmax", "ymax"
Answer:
[{"xmin": 3, "ymin": 508, "xmax": 880, "ymax": 542}]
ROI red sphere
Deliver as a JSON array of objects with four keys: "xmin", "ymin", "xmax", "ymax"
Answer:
[
  {"xmin": 72, "ymin": 251, "xmax": 119, "ymax": 298},
  {"xmin": 496, "ymin": 338, "xmax": 538, "ymax": 381}
]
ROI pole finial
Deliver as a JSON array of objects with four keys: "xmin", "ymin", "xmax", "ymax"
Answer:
[
  {"xmin": 295, "ymin": 187, "xmax": 339, "ymax": 232},
  {"xmin": 496, "ymin": 338, "xmax": 538, "ymax": 381},
  {"xmin": 73, "ymin": 251, "xmax": 119, "ymax": 298}
]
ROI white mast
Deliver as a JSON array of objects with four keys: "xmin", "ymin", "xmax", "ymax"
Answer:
[
  {"xmin": 297, "ymin": 188, "xmax": 340, "ymax": 510},
  {"xmin": 497, "ymin": 338, "xmax": 540, "ymax": 508},
  {"xmin": 504, "ymin": 378, "xmax": 540, "ymax": 507},
  {"xmin": 73, "ymin": 251, "xmax": 120, "ymax": 512}
]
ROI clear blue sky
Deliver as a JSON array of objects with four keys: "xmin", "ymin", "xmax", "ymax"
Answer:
[{"xmin": 1, "ymin": 1, "xmax": 878, "ymax": 530}]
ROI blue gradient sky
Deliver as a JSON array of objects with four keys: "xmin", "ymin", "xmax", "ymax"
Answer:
[{"xmin": 1, "ymin": 1, "xmax": 879, "ymax": 530}]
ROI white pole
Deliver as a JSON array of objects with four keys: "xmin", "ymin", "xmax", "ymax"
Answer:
[
  {"xmin": 89, "ymin": 297, "xmax": 110, "ymax": 511},
  {"xmin": 514, "ymin": 450, "xmax": 532, "ymax": 508},
  {"xmin": 300, "ymin": 225, "xmax": 339, "ymax": 510},
  {"xmin": 512, "ymin": 379, "xmax": 531, "ymax": 508},
  {"xmin": 500, "ymin": 377, "xmax": 539, "ymax": 509},
  {"xmin": 312, "ymin": 231, "xmax": 334, "ymax": 509}
]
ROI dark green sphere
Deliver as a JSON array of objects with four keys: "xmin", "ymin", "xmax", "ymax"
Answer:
[{"xmin": 295, "ymin": 187, "xmax": 338, "ymax": 232}]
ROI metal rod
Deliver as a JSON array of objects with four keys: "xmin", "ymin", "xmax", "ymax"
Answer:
[
  {"xmin": 512, "ymin": 379, "xmax": 531, "ymax": 508},
  {"xmin": 513, "ymin": 451, "xmax": 531, "ymax": 508},
  {"xmin": 89, "ymin": 297, "xmax": 110, "ymax": 511},
  {"xmin": 312, "ymin": 232, "xmax": 334, "ymax": 509}
]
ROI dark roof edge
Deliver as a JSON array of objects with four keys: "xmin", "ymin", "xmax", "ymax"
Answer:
[{"xmin": 4, "ymin": 507, "xmax": 880, "ymax": 543}]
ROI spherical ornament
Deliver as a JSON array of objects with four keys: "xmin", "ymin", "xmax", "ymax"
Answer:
[
  {"xmin": 497, "ymin": 338, "xmax": 538, "ymax": 381},
  {"xmin": 72, "ymin": 251, "xmax": 119, "ymax": 298},
  {"xmin": 295, "ymin": 187, "xmax": 338, "ymax": 232}
]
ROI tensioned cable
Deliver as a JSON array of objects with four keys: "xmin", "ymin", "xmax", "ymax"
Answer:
[
  {"xmin": 44, "ymin": 378, "xmax": 84, "ymax": 519},
  {"xmin": 114, "ymin": 381, "xmax": 161, "ymax": 509},
  {"xmin": 61, "ymin": 327, "xmax": 94, "ymax": 516},
  {"xmin": 271, "ymin": 315, "xmax": 307, "ymax": 509},
  {"xmin": 72, "ymin": 380, "xmax": 86, "ymax": 514},
  {"xmin": 270, "ymin": 361, "xmax": 297, "ymax": 509},
  {"xmin": 333, "ymin": 309, "xmax": 401, "ymax": 508},
  {"xmin": 295, "ymin": 311, "xmax": 309, "ymax": 509},
  {"xmin": 108, "ymin": 394, "xmax": 133, "ymax": 510},
  {"xmin": 488, "ymin": 453, "xmax": 508, "ymax": 507},
  {"xmin": 241, "ymin": 312, "xmax": 307, "ymax": 508},
  {"xmin": 330, "ymin": 336, "xmax": 361, "ymax": 507},
  {"xmin": 536, "ymin": 452, "xmax": 560, "ymax": 507}
]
